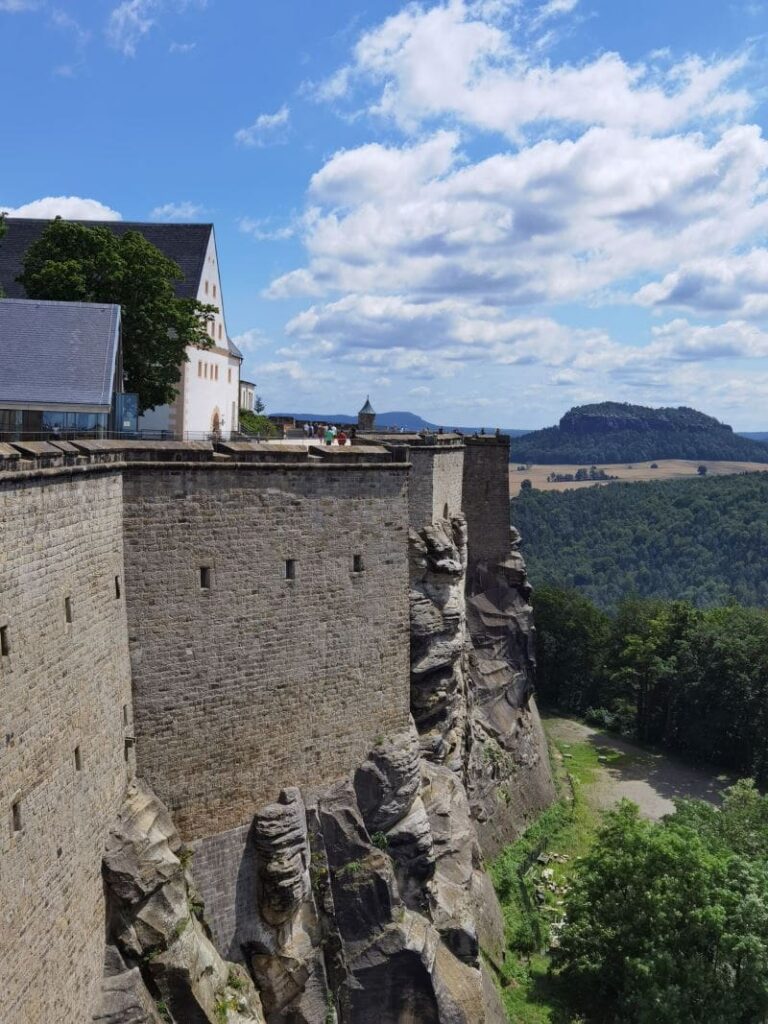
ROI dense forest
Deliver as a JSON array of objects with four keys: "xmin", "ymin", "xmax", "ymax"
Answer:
[
  {"xmin": 512, "ymin": 472, "xmax": 768, "ymax": 609},
  {"xmin": 534, "ymin": 586, "xmax": 768, "ymax": 780},
  {"xmin": 508, "ymin": 402, "xmax": 768, "ymax": 464}
]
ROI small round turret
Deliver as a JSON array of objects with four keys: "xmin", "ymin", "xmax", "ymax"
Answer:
[{"xmin": 358, "ymin": 395, "xmax": 376, "ymax": 431}]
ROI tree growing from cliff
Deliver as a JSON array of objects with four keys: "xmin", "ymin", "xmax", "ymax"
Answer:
[{"xmin": 18, "ymin": 219, "xmax": 217, "ymax": 412}]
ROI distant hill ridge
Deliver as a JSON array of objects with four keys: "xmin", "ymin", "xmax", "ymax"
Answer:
[
  {"xmin": 508, "ymin": 402, "xmax": 768, "ymax": 465},
  {"xmin": 273, "ymin": 409, "xmax": 529, "ymax": 435}
]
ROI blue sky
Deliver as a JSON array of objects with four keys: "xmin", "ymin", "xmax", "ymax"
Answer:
[{"xmin": 2, "ymin": 0, "xmax": 768, "ymax": 428}]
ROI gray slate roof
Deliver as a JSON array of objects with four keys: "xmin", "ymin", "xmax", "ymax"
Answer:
[
  {"xmin": 0, "ymin": 298, "xmax": 121, "ymax": 409},
  {"xmin": 0, "ymin": 219, "xmax": 212, "ymax": 300},
  {"xmin": 359, "ymin": 396, "xmax": 375, "ymax": 414}
]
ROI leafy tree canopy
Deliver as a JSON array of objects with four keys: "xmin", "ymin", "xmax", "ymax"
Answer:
[
  {"xmin": 556, "ymin": 793, "xmax": 768, "ymax": 1024},
  {"xmin": 239, "ymin": 408, "xmax": 277, "ymax": 437},
  {"xmin": 18, "ymin": 219, "xmax": 217, "ymax": 413}
]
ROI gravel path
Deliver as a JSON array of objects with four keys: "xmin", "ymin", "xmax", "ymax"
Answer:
[{"xmin": 544, "ymin": 715, "xmax": 734, "ymax": 820}]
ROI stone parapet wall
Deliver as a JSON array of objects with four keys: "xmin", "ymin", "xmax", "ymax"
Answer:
[
  {"xmin": 0, "ymin": 468, "xmax": 133, "ymax": 1024},
  {"xmin": 122, "ymin": 461, "xmax": 412, "ymax": 842}
]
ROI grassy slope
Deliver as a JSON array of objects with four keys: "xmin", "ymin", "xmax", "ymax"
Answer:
[{"xmin": 488, "ymin": 733, "xmax": 620, "ymax": 1022}]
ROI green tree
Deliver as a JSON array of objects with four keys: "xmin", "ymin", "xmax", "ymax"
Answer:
[
  {"xmin": 556, "ymin": 800, "xmax": 768, "ymax": 1024},
  {"xmin": 18, "ymin": 219, "xmax": 217, "ymax": 413},
  {"xmin": 698, "ymin": 464, "xmax": 708, "ymax": 475},
  {"xmin": 254, "ymin": 394, "xmax": 266, "ymax": 414},
  {"xmin": 534, "ymin": 585, "xmax": 610, "ymax": 711},
  {"xmin": 239, "ymin": 409, "xmax": 277, "ymax": 437}
]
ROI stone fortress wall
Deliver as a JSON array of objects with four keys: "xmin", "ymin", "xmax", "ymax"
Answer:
[
  {"xmin": 0, "ymin": 459, "xmax": 134, "ymax": 1024},
  {"xmin": 0, "ymin": 430, "xmax": 533, "ymax": 1022},
  {"xmin": 405, "ymin": 439, "xmax": 465, "ymax": 528},
  {"xmin": 121, "ymin": 452, "xmax": 412, "ymax": 954},
  {"xmin": 123, "ymin": 459, "xmax": 411, "ymax": 841},
  {"xmin": 461, "ymin": 434, "xmax": 513, "ymax": 572}
]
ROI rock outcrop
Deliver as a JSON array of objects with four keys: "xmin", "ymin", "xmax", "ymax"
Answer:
[
  {"xmin": 410, "ymin": 514, "xmax": 555, "ymax": 858},
  {"xmin": 95, "ymin": 781, "xmax": 266, "ymax": 1024}
]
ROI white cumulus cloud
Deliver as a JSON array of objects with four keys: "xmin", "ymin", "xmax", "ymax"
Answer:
[
  {"xmin": 1, "ymin": 196, "xmax": 122, "ymax": 219},
  {"xmin": 635, "ymin": 250, "xmax": 768, "ymax": 319},
  {"xmin": 268, "ymin": 125, "xmax": 768, "ymax": 306},
  {"xmin": 316, "ymin": 0, "xmax": 749, "ymax": 137}
]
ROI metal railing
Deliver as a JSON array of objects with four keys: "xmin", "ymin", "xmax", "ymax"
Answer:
[{"xmin": 0, "ymin": 428, "xmax": 249, "ymax": 444}]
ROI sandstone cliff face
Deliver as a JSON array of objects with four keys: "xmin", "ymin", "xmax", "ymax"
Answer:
[
  {"xmin": 410, "ymin": 516, "xmax": 555, "ymax": 858},
  {"xmin": 95, "ymin": 781, "xmax": 266, "ymax": 1024},
  {"xmin": 97, "ymin": 516, "xmax": 552, "ymax": 1023},
  {"xmin": 98, "ymin": 730, "xmax": 506, "ymax": 1024}
]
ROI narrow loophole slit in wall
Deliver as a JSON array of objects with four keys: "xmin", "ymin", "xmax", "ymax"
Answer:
[
  {"xmin": 0, "ymin": 625, "xmax": 9, "ymax": 657},
  {"xmin": 122, "ymin": 704, "xmax": 128, "ymax": 726},
  {"xmin": 284, "ymin": 559, "xmax": 296, "ymax": 581},
  {"xmin": 353, "ymin": 554, "xmax": 364, "ymax": 573},
  {"xmin": 74, "ymin": 746, "xmax": 82, "ymax": 772},
  {"xmin": 114, "ymin": 576, "xmax": 121, "ymax": 600},
  {"xmin": 200, "ymin": 566, "xmax": 211, "ymax": 590},
  {"xmin": 64, "ymin": 596, "xmax": 73, "ymax": 624},
  {"xmin": 11, "ymin": 799, "xmax": 22, "ymax": 833},
  {"xmin": 443, "ymin": 503, "xmax": 449, "ymax": 519}
]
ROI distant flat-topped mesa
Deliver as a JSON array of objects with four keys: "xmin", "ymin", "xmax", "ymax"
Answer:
[{"xmin": 0, "ymin": 432, "xmax": 552, "ymax": 1023}]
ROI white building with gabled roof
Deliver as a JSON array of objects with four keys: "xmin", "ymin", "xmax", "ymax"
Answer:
[{"xmin": 0, "ymin": 218, "xmax": 242, "ymax": 439}]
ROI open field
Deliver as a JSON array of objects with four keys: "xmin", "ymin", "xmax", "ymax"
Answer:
[{"xmin": 509, "ymin": 458, "xmax": 768, "ymax": 495}]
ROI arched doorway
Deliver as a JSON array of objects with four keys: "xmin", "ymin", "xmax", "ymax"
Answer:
[{"xmin": 211, "ymin": 407, "xmax": 222, "ymax": 439}]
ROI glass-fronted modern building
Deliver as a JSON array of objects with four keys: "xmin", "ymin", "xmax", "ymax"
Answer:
[{"xmin": 0, "ymin": 298, "xmax": 136, "ymax": 441}]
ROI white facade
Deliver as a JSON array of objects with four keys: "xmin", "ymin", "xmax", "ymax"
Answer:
[
  {"xmin": 138, "ymin": 228, "xmax": 241, "ymax": 438},
  {"xmin": 240, "ymin": 380, "xmax": 255, "ymax": 412}
]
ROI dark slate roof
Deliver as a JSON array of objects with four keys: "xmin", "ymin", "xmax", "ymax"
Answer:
[
  {"xmin": 359, "ymin": 396, "xmax": 375, "ymax": 414},
  {"xmin": 0, "ymin": 298, "xmax": 121, "ymax": 409},
  {"xmin": 0, "ymin": 219, "xmax": 212, "ymax": 300}
]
